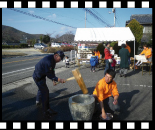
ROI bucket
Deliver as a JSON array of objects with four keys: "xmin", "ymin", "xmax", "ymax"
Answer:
[{"xmin": 68, "ymin": 94, "xmax": 95, "ymax": 121}]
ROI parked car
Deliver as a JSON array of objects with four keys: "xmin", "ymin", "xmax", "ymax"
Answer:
[
  {"xmin": 51, "ymin": 43, "xmax": 61, "ymax": 47},
  {"xmin": 60, "ymin": 43, "xmax": 66, "ymax": 46},
  {"xmin": 63, "ymin": 43, "xmax": 71, "ymax": 46},
  {"xmin": 34, "ymin": 43, "xmax": 48, "ymax": 49}
]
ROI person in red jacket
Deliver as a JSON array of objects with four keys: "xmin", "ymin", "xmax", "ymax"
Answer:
[{"xmin": 104, "ymin": 43, "xmax": 113, "ymax": 76}]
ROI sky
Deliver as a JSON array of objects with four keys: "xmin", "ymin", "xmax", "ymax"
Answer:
[{"xmin": 2, "ymin": 8, "xmax": 152, "ymax": 37}]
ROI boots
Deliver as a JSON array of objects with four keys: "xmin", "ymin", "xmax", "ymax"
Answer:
[{"xmin": 43, "ymin": 109, "xmax": 58, "ymax": 119}]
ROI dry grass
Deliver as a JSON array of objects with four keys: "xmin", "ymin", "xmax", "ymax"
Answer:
[
  {"xmin": 2, "ymin": 51, "xmax": 27, "ymax": 58},
  {"xmin": 41, "ymin": 46, "xmax": 76, "ymax": 53}
]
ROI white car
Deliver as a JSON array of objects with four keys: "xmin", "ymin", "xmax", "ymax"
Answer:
[
  {"xmin": 51, "ymin": 43, "xmax": 61, "ymax": 47},
  {"xmin": 34, "ymin": 43, "xmax": 48, "ymax": 49}
]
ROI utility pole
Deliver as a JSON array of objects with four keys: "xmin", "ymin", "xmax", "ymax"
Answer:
[
  {"xmin": 112, "ymin": 8, "xmax": 116, "ymax": 27},
  {"xmin": 109, "ymin": 8, "xmax": 116, "ymax": 27},
  {"xmin": 85, "ymin": 10, "xmax": 87, "ymax": 28}
]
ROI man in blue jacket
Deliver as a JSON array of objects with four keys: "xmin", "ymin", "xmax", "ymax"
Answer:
[{"xmin": 33, "ymin": 50, "xmax": 66, "ymax": 119}]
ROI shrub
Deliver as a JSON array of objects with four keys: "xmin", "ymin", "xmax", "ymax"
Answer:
[
  {"xmin": 20, "ymin": 43, "xmax": 28, "ymax": 48},
  {"xmin": 113, "ymin": 43, "xmax": 122, "ymax": 55},
  {"xmin": 110, "ymin": 42, "xmax": 117, "ymax": 47},
  {"xmin": 42, "ymin": 46, "xmax": 76, "ymax": 53},
  {"xmin": 97, "ymin": 43, "xmax": 105, "ymax": 58},
  {"xmin": 126, "ymin": 41, "xmax": 139, "ymax": 57}
]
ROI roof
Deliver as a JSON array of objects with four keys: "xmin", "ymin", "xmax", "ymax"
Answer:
[
  {"xmin": 74, "ymin": 27, "xmax": 135, "ymax": 42},
  {"xmin": 126, "ymin": 14, "xmax": 152, "ymax": 24}
]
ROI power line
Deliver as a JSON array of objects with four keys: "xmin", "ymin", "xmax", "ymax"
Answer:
[
  {"xmin": 83, "ymin": 8, "xmax": 112, "ymax": 27},
  {"xmin": 91, "ymin": 8, "xmax": 112, "ymax": 26},
  {"xmin": 7, "ymin": 8, "xmax": 77, "ymax": 29}
]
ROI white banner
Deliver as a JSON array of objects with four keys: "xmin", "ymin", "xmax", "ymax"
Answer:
[{"xmin": 118, "ymin": 40, "xmax": 126, "ymax": 46}]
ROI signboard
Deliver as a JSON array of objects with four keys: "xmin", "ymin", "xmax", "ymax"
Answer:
[{"xmin": 118, "ymin": 40, "xmax": 126, "ymax": 46}]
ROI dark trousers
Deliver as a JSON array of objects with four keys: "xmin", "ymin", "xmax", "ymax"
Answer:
[
  {"xmin": 33, "ymin": 75, "xmax": 49, "ymax": 112},
  {"xmin": 104, "ymin": 59, "xmax": 113, "ymax": 76},
  {"xmin": 112, "ymin": 66, "xmax": 115, "ymax": 71},
  {"xmin": 93, "ymin": 95, "xmax": 120, "ymax": 112},
  {"xmin": 91, "ymin": 66, "xmax": 95, "ymax": 71}
]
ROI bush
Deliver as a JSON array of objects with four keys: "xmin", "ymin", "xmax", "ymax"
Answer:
[
  {"xmin": 41, "ymin": 46, "xmax": 76, "ymax": 53},
  {"xmin": 113, "ymin": 41, "xmax": 139, "ymax": 57},
  {"xmin": 110, "ymin": 42, "xmax": 117, "ymax": 47},
  {"xmin": 20, "ymin": 43, "xmax": 28, "ymax": 48},
  {"xmin": 126, "ymin": 41, "xmax": 139, "ymax": 57},
  {"xmin": 96, "ymin": 43, "xmax": 105, "ymax": 58},
  {"xmin": 113, "ymin": 43, "xmax": 122, "ymax": 55}
]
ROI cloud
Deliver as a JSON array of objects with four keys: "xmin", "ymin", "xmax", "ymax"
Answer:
[
  {"xmin": 48, "ymin": 13, "xmax": 56, "ymax": 19},
  {"xmin": 59, "ymin": 26, "xmax": 76, "ymax": 35}
]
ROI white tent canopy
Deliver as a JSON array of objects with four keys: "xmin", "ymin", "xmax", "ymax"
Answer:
[
  {"xmin": 74, "ymin": 27, "xmax": 136, "ymax": 71},
  {"xmin": 74, "ymin": 27, "xmax": 135, "ymax": 42}
]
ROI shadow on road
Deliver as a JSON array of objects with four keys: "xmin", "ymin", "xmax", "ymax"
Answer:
[{"xmin": 2, "ymin": 83, "xmax": 140, "ymax": 121}]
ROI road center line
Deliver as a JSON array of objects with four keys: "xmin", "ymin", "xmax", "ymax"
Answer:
[
  {"xmin": 2, "ymin": 57, "xmax": 43, "ymax": 64},
  {"xmin": 2, "ymin": 67, "xmax": 34, "ymax": 76}
]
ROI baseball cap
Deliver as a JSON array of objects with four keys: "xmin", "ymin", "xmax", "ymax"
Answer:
[{"xmin": 54, "ymin": 51, "xmax": 65, "ymax": 60}]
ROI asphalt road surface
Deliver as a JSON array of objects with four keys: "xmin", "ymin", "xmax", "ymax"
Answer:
[
  {"xmin": 2, "ymin": 48, "xmax": 152, "ymax": 121},
  {"xmin": 2, "ymin": 50, "xmax": 75, "ymax": 85},
  {"xmin": 2, "ymin": 65, "xmax": 152, "ymax": 121}
]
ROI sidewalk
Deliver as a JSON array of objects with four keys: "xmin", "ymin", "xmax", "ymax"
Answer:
[{"xmin": 2, "ymin": 65, "xmax": 152, "ymax": 121}]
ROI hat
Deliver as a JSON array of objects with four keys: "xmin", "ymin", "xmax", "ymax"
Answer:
[{"xmin": 54, "ymin": 51, "xmax": 65, "ymax": 60}]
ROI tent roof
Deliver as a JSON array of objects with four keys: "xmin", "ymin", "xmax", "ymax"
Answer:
[{"xmin": 74, "ymin": 27, "xmax": 135, "ymax": 42}]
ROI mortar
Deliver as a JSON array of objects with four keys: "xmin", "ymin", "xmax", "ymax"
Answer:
[{"xmin": 68, "ymin": 94, "xmax": 95, "ymax": 121}]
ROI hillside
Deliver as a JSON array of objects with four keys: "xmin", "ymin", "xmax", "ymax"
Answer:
[{"xmin": 2, "ymin": 25, "xmax": 43, "ymax": 43}]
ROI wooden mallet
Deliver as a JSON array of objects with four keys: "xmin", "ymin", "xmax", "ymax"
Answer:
[
  {"xmin": 72, "ymin": 68, "xmax": 88, "ymax": 94},
  {"xmin": 55, "ymin": 76, "xmax": 75, "ymax": 85}
]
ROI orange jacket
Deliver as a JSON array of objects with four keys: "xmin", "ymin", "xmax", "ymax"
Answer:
[
  {"xmin": 95, "ymin": 51, "xmax": 100, "ymax": 59},
  {"xmin": 140, "ymin": 48, "xmax": 152, "ymax": 59},
  {"xmin": 93, "ymin": 77, "xmax": 119, "ymax": 102},
  {"xmin": 125, "ymin": 45, "xmax": 131, "ymax": 53}
]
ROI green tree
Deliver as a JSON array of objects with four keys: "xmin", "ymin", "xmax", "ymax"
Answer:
[
  {"xmin": 97, "ymin": 43, "xmax": 105, "ymax": 58},
  {"xmin": 40, "ymin": 35, "xmax": 43, "ymax": 43},
  {"xmin": 43, "ymin": 35, "xmax": 50, "ymax": 44},
  {"xmin": 126, "ymin": 19, "xmax": 143, "ymax": 43}
]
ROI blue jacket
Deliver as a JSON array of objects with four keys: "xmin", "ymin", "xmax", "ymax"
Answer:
[
  {"xmin": 90, "ymin": 56, "xmax": 98, "ymax": 67},
  {"xmin": 33, "ymin": 54, "xmax": 58, "ymax": 82}
]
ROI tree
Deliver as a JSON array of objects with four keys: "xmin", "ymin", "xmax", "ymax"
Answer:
[
  {"xmin": 126, "ymin": 19, "xmax": 143, "ymax": 43},
  {"xmin": 40, "ymin": 35, "xmax": 43, "ymax": 43},
  {"xmin": 43, "ymin": 35, "xmax": 50, "ymax": 44},
  {"xmin": 55, "ymin": 34, "xmax": 60, "ymax": 42},
  {"xmin": 97, "ymin": 43, "xmax": 105, "ymax": 58}
]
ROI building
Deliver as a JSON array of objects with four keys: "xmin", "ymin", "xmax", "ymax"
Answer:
[{"xmin": 126, "ymin": 14, "xmax": 152, "ymax": 43}]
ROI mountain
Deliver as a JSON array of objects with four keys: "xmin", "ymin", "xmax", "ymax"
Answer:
[{"xmin": 2, "ymin": 25, "xmax": 43, "ymax": 43}]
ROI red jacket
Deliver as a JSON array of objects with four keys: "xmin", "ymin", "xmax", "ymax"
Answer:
[
  {"xmin": 111, "ymin": 58, "xmax": 116, "ymax": 67},
  {"xmin": 104, "ymin": 48, "xmax": 112, "ymax": 60}
]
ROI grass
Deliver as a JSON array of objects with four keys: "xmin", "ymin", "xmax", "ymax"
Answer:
[{"xmin": 2, "ymin": 51, "xmax": 27, "ymax": 58}]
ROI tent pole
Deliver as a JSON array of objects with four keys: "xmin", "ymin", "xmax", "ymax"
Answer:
[{"xmin": 134, "ymin": 40, "xmax": 135, "ymax": 71}]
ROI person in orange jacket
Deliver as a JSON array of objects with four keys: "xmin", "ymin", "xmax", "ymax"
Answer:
[
  {"xmin": 94, "ymin": 49, "xmax": 100, "ymax": 58},
  {"xmin": 135, "ymin": 44, "xmax": 152, "ymax": 67},
  {"xmin": 125, "ymin": 43, "xmax": 131, "ymax": 66},
  {"xmin": 92, "ymin": 69, "xmax": 120, "ymax": 119}
]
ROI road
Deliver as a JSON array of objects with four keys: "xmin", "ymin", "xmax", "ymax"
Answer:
[
  {"xmin": 2, "ymin": 50, "xmax": 75, "ymax": 85},
  {"xmin": 2, "ymin": 49, "xmax": 152, "ymax": 121}
]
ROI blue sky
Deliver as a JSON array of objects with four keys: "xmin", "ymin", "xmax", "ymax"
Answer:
[{"xmin": 2, "ymin": 8, "xmax": 152, "ymax": 37}]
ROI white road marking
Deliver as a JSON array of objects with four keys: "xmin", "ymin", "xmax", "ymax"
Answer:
[
  {"xmin": 2, "ymin": 67, "xmax": 34, "ymax": 76},
  {"xmin": 118, "ymin": 84, "xmax": 152, "ymax": 87}
]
